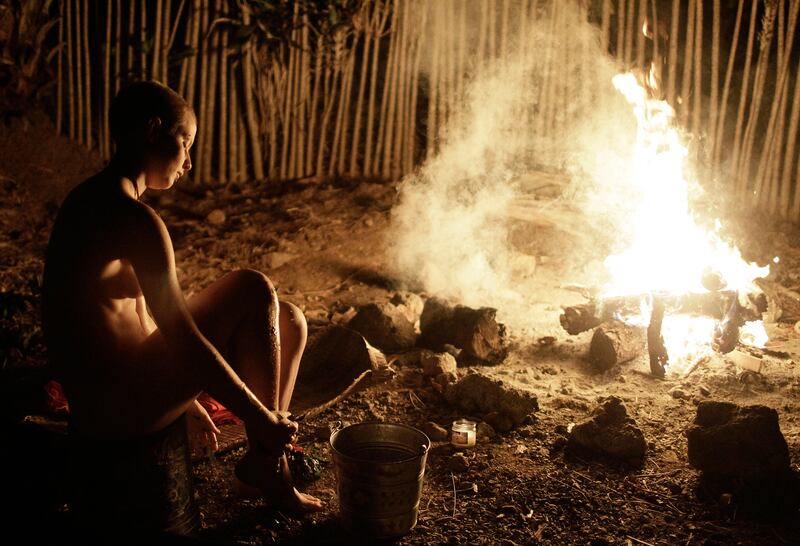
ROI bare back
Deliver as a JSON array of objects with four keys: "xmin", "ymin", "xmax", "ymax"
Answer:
[{"xmin": 43, "ymin": 174, "xmax": 160, "ymax": 418}]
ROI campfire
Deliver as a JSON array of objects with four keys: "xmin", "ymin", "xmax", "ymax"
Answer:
[{"xmin": 560, "ymin": 68, "xmax": 771, "ymax": 378}]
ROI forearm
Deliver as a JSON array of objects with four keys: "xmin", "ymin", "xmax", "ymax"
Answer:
[{"xmin": 175, "ymin": 328, "xmax": 274, "ymax": 425}]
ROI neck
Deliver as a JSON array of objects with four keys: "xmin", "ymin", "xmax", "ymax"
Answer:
[{"xmin": 107, "ymin": 155, "xmax": 147, "ymax": 199}]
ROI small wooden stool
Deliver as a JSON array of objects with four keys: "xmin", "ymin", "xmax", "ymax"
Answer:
[{"xmin": 68, "ymin": 413, "xmax": 199, "ymax": 539}]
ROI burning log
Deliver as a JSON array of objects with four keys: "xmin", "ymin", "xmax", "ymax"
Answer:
[
  {"xmin": 647, "ymin": 297, "xmax": 668, "ymax": 378},
  {"xmin": 588, "ymin": 320, "xmax": 646, "ymax": 371},
  {"xmin": 754, "ymin": 279, "xmax": 800, "ymax": 323},
  {"xmin": 560, "ymin": 290, "xmax": 764, "ymax": 335}
]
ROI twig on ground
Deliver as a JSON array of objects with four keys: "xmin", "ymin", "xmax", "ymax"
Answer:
[
  {"xmin": 451, "ymin": 472, "xmax": 457, "ymax": 518},
  {"xmin": 626, "ymin": 536, "xmax": 657, "ymax": 546},
  {"xmin": 408, "ymin": 390, "xmax": 426, "ymax": 409}
]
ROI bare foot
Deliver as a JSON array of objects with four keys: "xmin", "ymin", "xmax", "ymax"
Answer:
[{"xmin": 234, "ymin": 451, "xmax": 325, "ymax": 515}]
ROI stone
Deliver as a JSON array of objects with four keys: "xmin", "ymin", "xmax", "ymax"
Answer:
[
  {"xmin": 477, "ymin": 421, "xmax": 496, "ymax": 442},
  {"xmin": 348, "ymin": 302, "xmax": 417, "ymax": 351},
  {"xmin": 264, "ymin": 252, "xmax": 297, "ymax": 270},
  {"xmin": 669, "ymin": 387, "xmax": 690, "ymax": 400},
  {"xmin": 687, "ymin": 401, "xmax": 791, "ymax": 483},
  {"xmin": 207, "ymin": 208, "xmax": 226, "ymax": 225},
  {"xmin": 421, "ymin": 422, "xmax": 449, "ymax": 442},
  {"xmin": 566, "ymin": 396, "xmax": 647, "ymax": 466},
  {"xmin": 432, "ymin": 371, "xmax": 457, "ymax": 393},
  {"xmin": 447, "ymin": 453, "xmax": 469, "ymax": 472},
  {"xmin": 484, "ymin": 411, "xmax": 514, "ymax": 433},
  {"xmin": 421, "ymin": 352, "xmax": 457, "ymax": 377},
  {"xmin": 389, "ymin": 292, "xmax": 424, "ymax": 323},
  {"xmin": 419, "ymin": 297, "xmax": 508, "ymax": 364},
  {"xmin": 444, "ymin": 373, "xmax": 538, "ymax": 429}
]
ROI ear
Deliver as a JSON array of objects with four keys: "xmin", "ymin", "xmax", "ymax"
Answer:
[{"xmin": 145, "ymin": 117, "xmax": 163, "ymax": 143}]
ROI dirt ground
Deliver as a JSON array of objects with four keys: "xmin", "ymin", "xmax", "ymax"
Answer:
[{"xmin": 2, "ymin": 115, "xmax": 800, "ymax": 545}]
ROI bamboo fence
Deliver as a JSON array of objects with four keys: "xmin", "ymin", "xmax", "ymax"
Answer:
[{"xmin": 52, "ymin": 0, "xmax": 800, "ymax": 219}]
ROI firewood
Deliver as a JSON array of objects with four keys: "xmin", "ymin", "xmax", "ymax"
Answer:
[
  {"xmin": 589, "ymin": 320, "xmax": 646, "ymax": 371},
  {"xmin": 560, "ymin": 290, "xmax": 763, "ymax": 335},
  {"xmin": 647, "ymin": 298, "xmax": 668, "ymax": 378}
]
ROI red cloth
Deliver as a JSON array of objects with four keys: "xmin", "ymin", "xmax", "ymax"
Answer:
[
  {"xmin": 44, "ymin": 380, "xmax": 70, "ymax": 416},
  {"xmin": 44, "ymin": 381, "xmax": 242, "ymax": 426},
  {"xmin": 196, "ymin": 392, "xmax": 242, "ymax": 425}
]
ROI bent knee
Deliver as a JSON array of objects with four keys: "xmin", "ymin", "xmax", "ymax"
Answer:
[
  {"xmin": 279, "ymin": 301, "xmax": 307, "ymax": 341},
  {"xmin": 228, "ymin": 269, "xmax": 278, "ymax": 309}
]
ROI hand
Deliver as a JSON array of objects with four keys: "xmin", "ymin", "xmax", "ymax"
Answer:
[
  {"xmin": 188, "ymin": 399, "xmax": 221, "ymax": 455},
  {"xmin": 248, "ymin": 409, "xmax": 298, "ymax": 459}
]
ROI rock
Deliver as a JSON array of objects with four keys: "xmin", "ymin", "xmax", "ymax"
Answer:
[
  {"xmin": 389, "ymin": 292, "xmax": 424, "ymax": 323},
  {"xmin": 421, "ymin": 352, "xmax": 457, "ymax": 377},
  {"xmin": 206, "ymin": 208, "xmax": 226, "ymax": 225},
  {"xmin": 422, "ymin": 422, "xmax": 449, "ymax": 442},
  {"xmin": 566, "ymin": 396, "xmax": 647, "ymax": 466},
  {"xmin": 669, "ymin": 387, "xmax": 690, "ymax": 400},
  {"xmin": 447, "ymin": 453, "xmax": 469, "ymax": 472},
  {"xmin": 444, "ymin": 373, "xmax": 538, "ymax": 429},
  {"xmin": 419, "ymin": 297, "xmax": 508, "ymax": 364},
  {"xmin": 484, "ymin": 411, "xmax": 514, "ymax": 433},
  {"xmin": 348, "ymin": 302, "xmax": 417, "ymax": 351},
  {"xmin": 687, "ymin": 401, "xmax": 791, "ymax": 483},
  {"xmin": 432, "ymin": 371, "xmax": 457, "ymax": 393},
  {"xmin": 476, "ymin": 421, "xmax": 496, "ymax": 442},
  {"xmin": 264, "ymin": 252, "xmax": 297, "ymax": 270}
]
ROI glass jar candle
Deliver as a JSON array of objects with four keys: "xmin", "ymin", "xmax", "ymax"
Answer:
[{"xmin": 451, "ymin": 419, "xmax": 476, "ymax": 448}]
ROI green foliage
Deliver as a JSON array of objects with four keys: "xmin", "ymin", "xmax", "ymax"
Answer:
[
  {"xmin": 0, "ymin": 0, "xmax": 59, "ymax": 117},
  {"xmin": 230, "ymin": 0, "xmax": 364, "ymax": 52}
]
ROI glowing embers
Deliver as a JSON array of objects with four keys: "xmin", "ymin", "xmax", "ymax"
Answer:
[{"xmin": 599, "ymin": 71, "xmax": 770, "ymax": 375}]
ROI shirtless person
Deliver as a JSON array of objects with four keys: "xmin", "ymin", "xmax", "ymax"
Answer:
[{"xmin": 42, "ymin": 81, "xmax": 323, "ymax": 514}]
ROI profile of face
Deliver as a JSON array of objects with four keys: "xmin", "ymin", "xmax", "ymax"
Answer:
[{"xmin": 143, "ymin": 108, "xmax": 197, "ymax": 190}]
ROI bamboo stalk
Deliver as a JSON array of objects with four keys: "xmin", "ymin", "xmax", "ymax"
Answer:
[
  {"xmin": 103, "ymin": 1, "xmax": 112, "ymax": 158},
  {"xmin": 406, "ymin": 1, "xmax": 425, "ymax": 174},
  {"xmin": 337, "ymin": 39, "xmax": 357, "ymax": 175},
  {"xmin": 766, "ymin": 76, "xmax": 790, "ymax": 212},
  {"xmin": 601, "ymin": 0, "xmax": 611, "ymax": 53},
  {"xmin": 785, "ymin": 58, "xmax": 800, "ymax": 217},
  {"xmin": 426, "ymin": 0, "xmax": 440, "ymax": 161},
  {"xmin": 82, "ymin": 0, "xmax": 90, "ymax": 149},
  {"xmin": 317, "ymin": 46, "xmax": 340, "ymax": 177},
  {"xmin": 152, "ymin": 0, "xmax": 162, "ymax": 80},
  {"xmin": 390, "ymin": 0, "xmax": 410, "ymax": 178},
  {"xmin": 140, "ymin": 0, "xmax": 147, "ymax": 80},
  {"xmin": 375, "ymin": 3, "xmax": 398, "ymax": 175},
  {"xmin": 350, "ymin": 3, "xmax": 372, "ymax": 176},
  {"xmin": 625, "ymin": 0, "xmax": 635, "ymax": 65},
  {"xmin": 307, "ymin": 35, "xmax": 323, "ymax": 176},
  {"xmin": 708, "ymin": 0, "xmax": 719, "ymax": 149},
  {"xmin": 712, "ymin": 0, "xmax": 744, "ymax": 167},
  {"xmin": 202, "ymin": 0, "xmax": 220, "ymax": 182},
  {"xmin": 75, "ymin": 0, "xmax": 84, "ymax": 146},
  {"xmin": 185, "ymin": 0, "xmax": 201, "ymax": 108},
  {"xmin": 240, "ymin": 6, "xmax": 264, "ymax": 181},
  {"xmin": 127, "ymin": 0, "xmax": 135, "ymax": 75},
  {"xmin": 730, "ymin": 1, "xmax": 759, "ymax": 190},
  {"xmin": 297, "ymin": 16, "xmax": 310, "ymax": 178},
  {"xmin": 680, "ymin": 0, "xmax": 696, "ymax": 124},
  {"xmin": 57, "ymin": 0, "xmax": 63, "ymax": 135},
  {"xmin": 754, "ymin": 0, "xmax": 798, "ymax": 208},
  {"xmin": 738, "ymin": 0, "xmax": 776, "ymax": 197},
  {"xmin": 218, "ymin": 0, "xmax": 228, "ymax": 185},
  {"xmin": 228, "ymin": 58, "xmax": 238, "ymax": 182},
  {"xmin": 195, "ymin": 0, "xmax": 210, "ymax": 183},
  {"xmin": 637, "ymin": 0, "xmax": 646, "ymax": 70},
  {"xmin": 617, "ymin": 0, "xmax": 627, "ymax": 61},
  {"xmin": 691, "ymin": 0, "xmax": 703, "ymax": 136},
  {"xmin": 114, "ymin": 0, "xmax": 121, "ymax": 96},
  {"xmin": 281, "ymin": 31, "xmax": 296, "ymax": 178},
  {"xmin": 666, "ymin": 0, "xmax": 679, "ymax": 103},
  {"xmin": 66, "ymin": 0, "xmax": 74, "ymax": 139}
]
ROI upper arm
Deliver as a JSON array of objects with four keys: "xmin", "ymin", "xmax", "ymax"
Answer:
[{"xmin": 122, "ymin": 202, "xmax": 193, "ymax": 337}]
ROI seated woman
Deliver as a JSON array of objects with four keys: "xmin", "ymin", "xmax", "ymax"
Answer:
[{"xmin": 42, "ymin": 81, "xmax": 323, "ymax": 514}]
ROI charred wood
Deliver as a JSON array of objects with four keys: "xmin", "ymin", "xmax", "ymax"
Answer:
[
  {"xmin": 647, "ymin": 297, "xmax": 668, "ymax": 378},
  {"xmin": 589, "ymin": 320, "xmax": 646, "ymax": 371}
]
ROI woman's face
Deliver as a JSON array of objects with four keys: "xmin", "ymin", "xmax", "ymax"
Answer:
[{"xmin": 144, "ymin": 109, "xmax": 196, "ymax": 190}]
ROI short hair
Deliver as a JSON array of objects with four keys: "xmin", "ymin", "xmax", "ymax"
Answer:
[{"xmin": 109, "ymin": 81, "xmax": 191, "ymax": 148}]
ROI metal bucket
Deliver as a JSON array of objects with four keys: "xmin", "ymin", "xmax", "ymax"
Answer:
[{"xmin": 330, "ymin": 422, "xmax": 430, "ymax": 538}]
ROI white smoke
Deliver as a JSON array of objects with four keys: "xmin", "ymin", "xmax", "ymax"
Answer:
[{"xmin": 389, "ymin": 2, "xmax": 641, "ymax": 329}]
